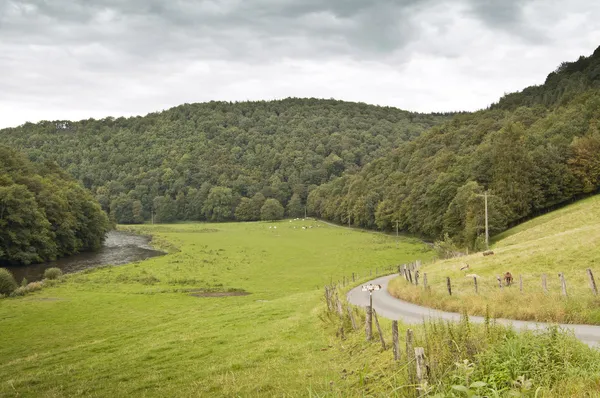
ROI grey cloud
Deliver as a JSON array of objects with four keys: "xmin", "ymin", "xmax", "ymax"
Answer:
[
  {"xmin": 465, "ymin": 0, "xmax": 546, "ymax": 42},
  {"xmin": 0, "ymin": 0, "xmax": 432, "ymax": 63}
]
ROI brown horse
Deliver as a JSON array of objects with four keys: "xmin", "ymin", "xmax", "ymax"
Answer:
[{"xmin": 504, "ymin": 272, "xmax": 513, "ymax": 286}]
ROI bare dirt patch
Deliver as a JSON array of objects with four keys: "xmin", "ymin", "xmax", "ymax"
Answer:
[{"xmin": 190, "ymin": 291, "xmax": 250, "ymax": 298}]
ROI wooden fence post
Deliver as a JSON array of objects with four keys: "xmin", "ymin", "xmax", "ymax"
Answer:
[
  {"xmin": 415, "ymin": 271, "xmax": 419, "ymax": 286},
  {"xmin": 446, "ymin": 277, "xmax": 452, "ymax": 296},
  {"xmin": 352, "ymin": 272, "xmax": 355, "ymax": 282},
  {"xmin": 365, "ymin": 304, "xmax": 373, "ymax": 341},
  {"xmin": 414, "ymin": 347, "xmax": 427, "ymax": 385},
  {"xmin": 473, "ymin": 276, "xmax": 478, "ymax": 294},
  {"xmin": 408, "ymin": 269, "xmax": 413, "ymax": 284},
  {"xmin": 347, "ymin": 306, "xmax": 358, "ymax": 330},
  {"xmin": 406, "ymin": 329, "xmax": 415, "ymax": 383},
  {"xmin": 519, "ymin": 275, "xmax": 523, "ymax": 293},
  {"xmin": 373, "ymin": 309, "xmax": 386, "ymax": 350},
  {"xmin": 423, "ymin": 273, "xmax": 428, "ymax": 290},
  {"xmin": 336, "ymin": 297, "xmax": 344, "ymax": 317},
  {"xmin": 542, "ymin": 274, "xmax": 548, "ymax": 293},
  {"xmin": 559, "ymin": 273, "xmax": 568, "ymax": 297},
  {"xmin": 587, "ymin": 269, "xmax": 598, "ymax": 296},
  {"xmin": 392, "ymin": 320, "xmax": 400, "ymax": 361}
]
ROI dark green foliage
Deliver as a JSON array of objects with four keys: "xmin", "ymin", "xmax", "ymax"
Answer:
[
  {"xmin": 0, "ymin": 268, "xmax": 17, "ymax": 295},
  {"xmin": 0, "ymin": 99, "xmax": 449, "ymax": 224},
  {"xmin": 43, "ymin": 267, "xmax": 63, "ymax": 280},
  {"xmin": 203, "ymin": 186, "xmax": 236, "ymax": 222},
  {"xmin": 260, "ymin": 198, "xmax": 284, "ymax": 221},
  {"xmin": 0, "ymin": 146, "xmax": 109, "ymax": 265},
  {"xmin": 309, "ymin": 46, "xmax": 600, "ymax": 248},
  {"xmin": 286, "ymin": 193, "xmax": 304, "ymax": 218}
]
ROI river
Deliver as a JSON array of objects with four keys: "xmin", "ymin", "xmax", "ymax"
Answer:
[{"xmin": 5, "ymin": 231, "xmax": 165, "ymax": 283}]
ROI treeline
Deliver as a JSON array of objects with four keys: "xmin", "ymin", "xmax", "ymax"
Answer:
[
  {"xmin": 0, "ymin": 99, "xmax": 450, "ymax": 224},
  {"xmin": 308, "ymin": 45, "xmax": 600, "ymax": 248},
  {"xmin": 0, "ymin": 146, "xmax": 109, "ymax": 265}
]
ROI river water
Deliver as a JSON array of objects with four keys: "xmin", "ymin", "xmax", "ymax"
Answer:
[{"xmin": 5, "ymin": 231, "xmax": 165, "ymax": 283}]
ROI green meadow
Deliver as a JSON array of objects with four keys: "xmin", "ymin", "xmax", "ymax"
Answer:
[
  {"xmin": 389, "ymin": 194, "xmax": 600, "ymax": 324},
  {"xmin": 0, "ymin": 220, "xmax": 431, "ymax": 397}
]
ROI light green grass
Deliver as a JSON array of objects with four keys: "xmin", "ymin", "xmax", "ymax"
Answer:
[
  {"xmin": 0, "ymin": 219, "xmax": 431, "ymax": 397},
  {"xmin": 390, "ymin": 195, "xmax": 600, "ymax": 324}
]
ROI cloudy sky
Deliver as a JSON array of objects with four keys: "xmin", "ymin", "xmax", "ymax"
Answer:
[{"xmin": 1, "ymin": 0, "xmax": 599, "ymax": 128}]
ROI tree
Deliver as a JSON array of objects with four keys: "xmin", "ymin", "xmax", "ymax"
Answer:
[
  {"xmin": 235, "ymin": 198, "xmax": 256, "ymax": 221},
  {"xmin": 0, "ymin": 145, "xmax": 109, "ymax": 265},
  {"xmin": 153, "ymin": 196, "xmax": 177, "ymax": 223},
  {"xmin": 568, "ymin": 133, "xmax": 600, "ymax": 193},
  {"xmin": 261, "ymin": 198, "xmax": 284, "ymax": 221},
  {"xmin": 286, "ymin": 193, "xmax": 304, "ymax": 218},
  {"xmin": 203, "ymin": 187, "xmax": 235, "ymax": 222}
]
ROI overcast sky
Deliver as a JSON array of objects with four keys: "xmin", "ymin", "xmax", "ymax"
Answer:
[{"xmin": 1, "ymin": 0, "xmax": 599, "ymax": 128}]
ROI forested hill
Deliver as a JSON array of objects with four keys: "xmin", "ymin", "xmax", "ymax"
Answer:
[
  {"xmin": 0, "ymin": 146, "xmax": 109, "ymax": 265},
  {"xmin": 308, "ymin": 45, "xmax": 600, "ymax": 249},
  {"xmin": 0, "ymin": 99, "xmax": 451, "ymax": 223}
]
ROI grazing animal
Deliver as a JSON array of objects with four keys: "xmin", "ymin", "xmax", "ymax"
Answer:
[
  {"xmin": 483, "ymin": 250, "xmax": 494, "ymax": 256},
  {"xmin": 504, "ymin": 272, "xmax": 513, "ymax": 286},
  {"xmin": 460, "ymin": 264, "xmax": 470, "ymax": 271}
]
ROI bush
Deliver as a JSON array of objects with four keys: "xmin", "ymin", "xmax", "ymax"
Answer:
[
  {"xmin": 44, "ymin": 267, "xmax": 63, "ymax": 280},
  {"xmin": 11, "ymin": 281, "xmax": 43, "ymax": 297},
  {"xmin": 0, "ymin": 268, "xmax": 17, "ymax": 296}
]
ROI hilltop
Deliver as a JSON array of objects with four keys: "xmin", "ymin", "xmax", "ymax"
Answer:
[
  {"xmin": 309, "ymin": 45, "xmax": 600, "ymax": 247},
  {"xmin": 0, "ymin": 99, "xmax": 450, "ymax": 224}
]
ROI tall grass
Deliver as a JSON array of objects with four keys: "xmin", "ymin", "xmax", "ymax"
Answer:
[
  {"xmin": 389, "ymin": 195, "xmax": 600, "ymax": 324},
  {"xmin": 324, "ymin": 286, "xmax": 600, "ymax": 397}
]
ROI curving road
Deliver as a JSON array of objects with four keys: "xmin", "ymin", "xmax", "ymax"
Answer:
[{"xmin": 347, "ymin": 274, "xmax": 600, "ymax": 347}]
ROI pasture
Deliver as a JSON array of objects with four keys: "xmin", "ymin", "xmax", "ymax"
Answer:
[
  {"xmin": 389, "ymin": 195, "xmax": 600, "ymax": 324},
  {"xmin": 0, "ymin": 219, "xmax": 430, "ymax": 397}
]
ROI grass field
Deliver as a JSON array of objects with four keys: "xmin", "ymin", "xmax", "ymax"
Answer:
[
  {"xmin": 389, "ymin": 194, "xmax": 600, "ymax": 324},
  {"xmin": 0, "ymin": 219, "xmax": 432, "ymax": 397}
]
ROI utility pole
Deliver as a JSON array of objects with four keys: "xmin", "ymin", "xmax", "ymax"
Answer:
[
  {"xmin": 475, "ymin": 191, "xmax": 491, "ymax": 250},
  {"xmin": 484, "ymin": 191, "xmax": 489, "ymax": 250}
]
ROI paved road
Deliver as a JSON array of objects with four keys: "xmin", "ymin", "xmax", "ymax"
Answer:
[{"xmin": 347, "ymin": 274, "xmax": 600, "ymax": 347}]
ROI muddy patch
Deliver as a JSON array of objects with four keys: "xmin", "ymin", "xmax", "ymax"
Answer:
[
  {"xmin": 23, "ymin": 297, "xmax": 66, "ymax": 302},
  {"xmin": 189, "ymin": 290, "xmax": 250, "ymax": 298}
]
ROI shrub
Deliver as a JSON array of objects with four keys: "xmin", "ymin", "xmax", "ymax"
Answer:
[
  {"xmin": 44, "ymin": 267, "xmax": 63, "ymax": 280},
  {"xmin": 0, "ymin": 268, "xmax": 17, "ymax": 296},
  {"xmin": 10, "ymin": 281, "xmax": 44, "ymax": 297}
]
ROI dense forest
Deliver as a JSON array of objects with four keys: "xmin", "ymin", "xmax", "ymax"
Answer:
[
  {"xmin": 308, "ymin": 45, "xmax": 600, "ymax": 248},
  {"xmin": 2, "ymin": 46, "xmax": 599, "ymax": 250},
  {"xmin": 0, "ymin": 99, "xmax": 450, "ymax": 224},
  {"xmin": 0, "ymin": 146, "xmax": 109, "ymax": 265}
]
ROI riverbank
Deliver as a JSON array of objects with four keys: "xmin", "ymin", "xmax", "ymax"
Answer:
[{"xmin": 5, "ymin": 230, "xmax": 164, "ymax": 283}]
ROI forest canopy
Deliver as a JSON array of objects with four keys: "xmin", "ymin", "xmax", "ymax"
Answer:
[
  {"xmin": 308, "ymin": 45, "xmax": 600, "ymax": 249},
  {"xmin": 2, "ymin": 46, "xmax": 600, "ymax": 250},
  {"xmin": 0, "ymin": 146, "xmax": 109, "ymax": 265},
  {"xmin": 0, "ymin": 99, "xmax": 450, "ymax": 225}
]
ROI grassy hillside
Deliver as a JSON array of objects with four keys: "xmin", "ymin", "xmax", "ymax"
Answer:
[
  {"xmin": 0, "ymin": 221, "xmax": 431, "ymax": 396},
  {"xmin": 389, "ymin": 194, "xmax": 600, "ymax": 324},
  {"xmin": 2, "ymin": 221, "xmax": 600, "ymax": 397}
]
